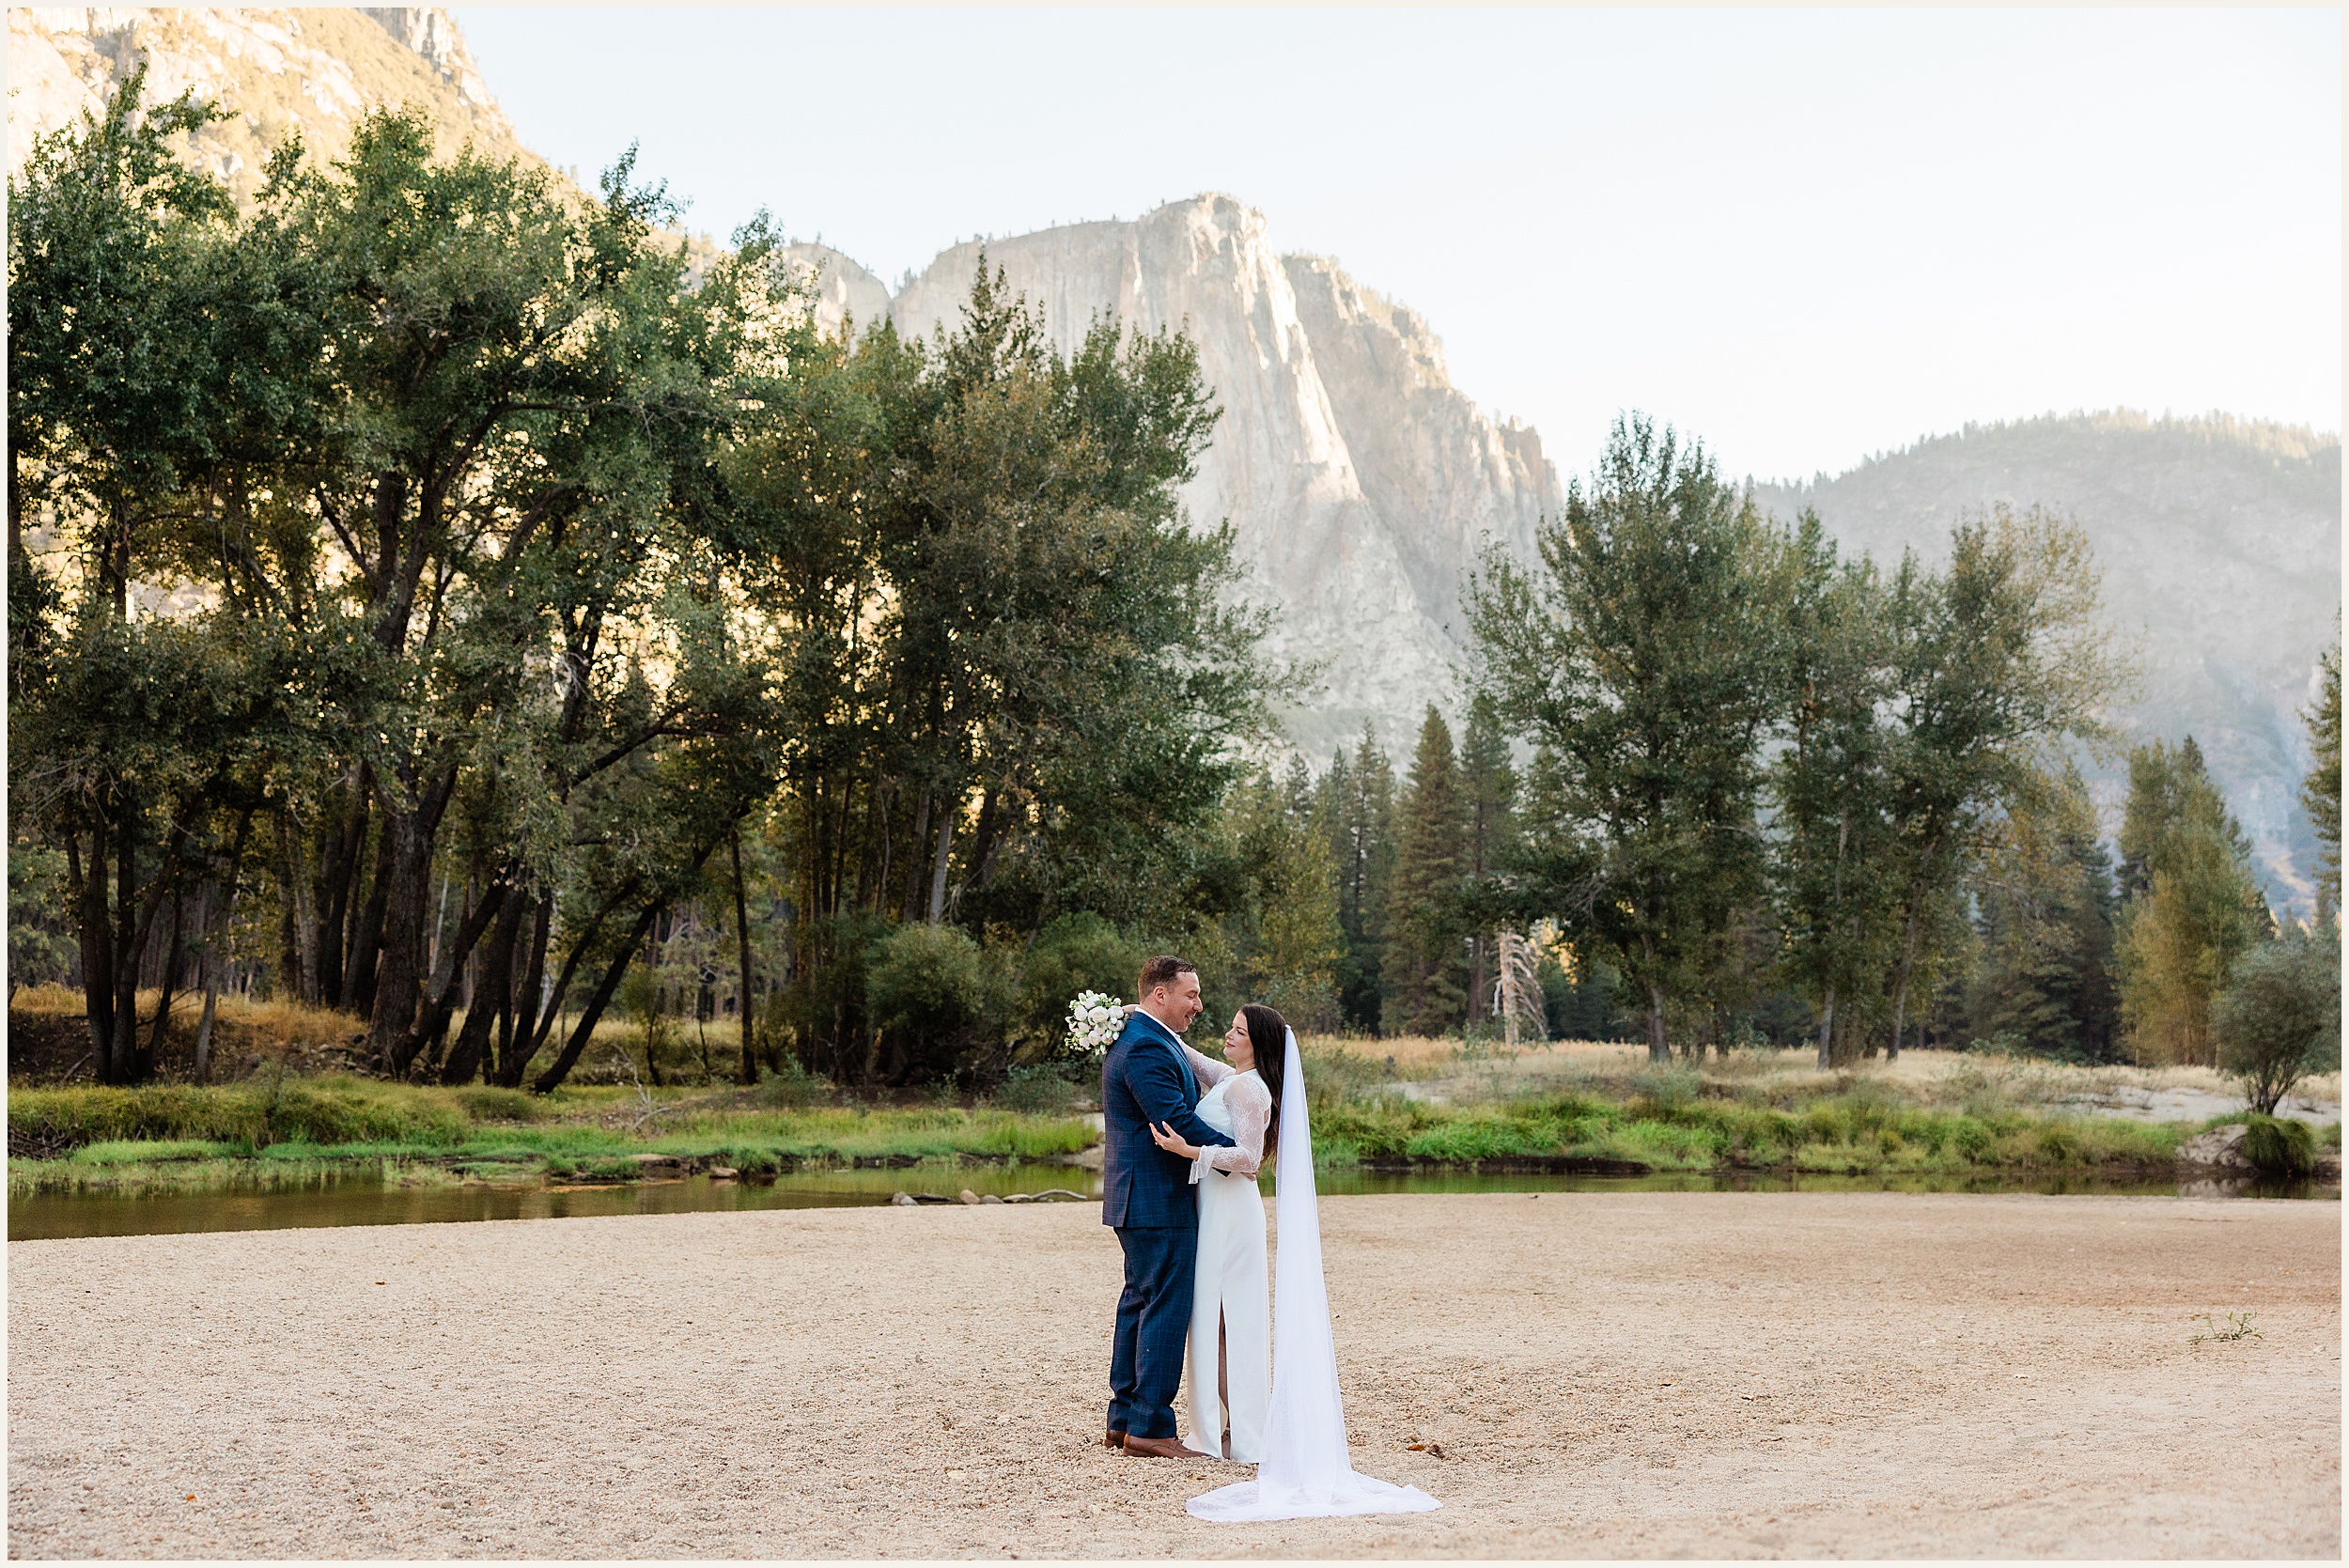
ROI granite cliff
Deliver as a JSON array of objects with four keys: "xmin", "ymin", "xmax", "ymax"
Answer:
[
  {"xmin": 6, "ymin": 7, "xmax": 529, "ymax": 198},
  {"xmin": 9, "ymin": 8, "xmax": 2338, "ymax": 902},
  {"xmin": 866, "ymin": 199, "xmax": 1563, "ymax": 759}
]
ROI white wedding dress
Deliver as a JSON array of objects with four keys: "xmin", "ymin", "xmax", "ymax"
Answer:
[
  {"xmin": 1178, "ymin": 1048, "xmax": 1271, "ymax": 1462},
  {"xmin": 1186, "ymin": 1028, "xmax": 1440, "ymax": 1523}
]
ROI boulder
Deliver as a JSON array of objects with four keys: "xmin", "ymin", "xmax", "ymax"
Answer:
[
  {"xmin": 2175, "ymin": 1123, "xmax": 2253, "ymax": 1171},
  {"xmin": 892, "ymin": 1191, "xmax": 918, "ymax": 1207},
  {"xmin": 957, "ymin": 1189, "xmax": 984, "ymax": 1206}
]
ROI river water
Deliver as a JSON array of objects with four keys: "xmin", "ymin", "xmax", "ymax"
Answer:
[{"xmin": 10, "ymin": 1162, "xmax": 2334, "ymax": 1241}]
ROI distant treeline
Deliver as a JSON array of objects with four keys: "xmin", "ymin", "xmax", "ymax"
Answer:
[{"xmin": 8, "ymin": 76, "xmax": 2340, "ymax": 1090}]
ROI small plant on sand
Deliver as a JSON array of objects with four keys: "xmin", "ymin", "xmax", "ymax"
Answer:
[{"xmin": 2188, "ymin": 1311, "xmax": 2262, "ymax": 1344}]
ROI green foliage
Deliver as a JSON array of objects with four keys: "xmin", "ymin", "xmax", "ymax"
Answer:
[
  {"xmin": 1965, "ymin": 765, "xmax": 2122, "ymax": 1061},
  {"xmin": 2305, "ymin": 637, "xmax": 2341, "ymax": 909},
  {"xmin": 1470, "ymin": 415, "xmax": 1797, "ymax": 1061},
  {"xmin": 864, "ymin": 922, "xmax": 1013, "ymax": 1081},
  {"xmin": 8, "ymin": 1077, "xmax": 467, "ymax": 1149},
  {"xmin": 2116, "ymin": 738, "xmax": 2276, "ymax": 1064},
  {"xmin": 2237, "ymin": 1114, "xmax": 2318, "ymax": 1178},
  {"xmin": 1320, "ymin": 725, "xmax": 1397, "ymax": 1032},
  {"xmin": 1384, "ymin": 706, "xmax": 1471, "ymax": 1035},
  {"xmin": 2213, "ymin": 927, "xmax": 2341, "ymax": 1113},
  {"xmin": 1012, "ymin": 912, "xmax": 1142, "ymax": 1056},
  {"xmin": 1224, "ymin": 768, "xmax": 1345, "ymax": 1031}
]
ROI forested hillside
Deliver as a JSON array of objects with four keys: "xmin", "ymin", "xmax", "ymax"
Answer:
[{"xmin": 1750, "ymin": 412, "xmax": 2341, "ymax": 911}]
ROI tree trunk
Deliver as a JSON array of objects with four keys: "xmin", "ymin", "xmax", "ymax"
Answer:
[
  {"xmin": 505, "ymin": 893, "xmax": 553, "ymax": 1086},
  {"xmin": 1814, "ymin": 985, "xmax": 1836, "ymax": 1071},
  {"xmin": 387, "ymin": 874, "xmax": 510, "ymax": 1079},
  {"xmin": 192, "ymin": 815, "xmax": 253, "ymax": 1084},
  {"xmin": 365, "ymin": 765, "xmax": 463, "ymax": 1069},
  {"xmin": 531, "ymin": 898, "xmax": 665, "ymax": 1094},
  {"xmin": 509, "ymin": 900, "xmax": 614, "ymax": 1083},
  {"xmin": 144, "ymin": 892, "xmax": 186, "ymax": 1076},
  {"xmin": 316, "ymin": 773, "xmax": 370, "ymax": 1008},
  {"xmin": 110, "ymin": 811, "xmax": 139, "ymax": 1083},
  {"xmin": 731, "ymin": 827, "xmax": 758, "ymax": 1084},
  {"xmin": 77, "ymin": 829, "xmax": 117, "ymax": 1083},
  {"xmin": 1645, "ymin": 981, "xmax": 1669, "ymax": 1064},
  {"xmin": 1888, "ymin": 902, "xmax": 1923, "ymax": 1062},
  {"xmin": 901, "ymin": 791, "xmax": 931, "ymax": 923},
  {"xmin": 926, "ymin": 798, "xmax": 955, "ymax": 924},
  {"xmin": 342, "ymin": 822, "xmax": 393, "ymax": 1020},
  {"xmin": 442, "ymin": 891, "xmax": 523, "ymax": 1084}
]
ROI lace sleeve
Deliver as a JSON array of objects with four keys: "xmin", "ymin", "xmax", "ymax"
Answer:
[
  {"xmin": 1181, "ymin": 1043, "xmax": 1234, "ymax": 1089},
  {"xmin": 1191, "ymin": 1075, "xmax": 1270, "ymax": 1182}
]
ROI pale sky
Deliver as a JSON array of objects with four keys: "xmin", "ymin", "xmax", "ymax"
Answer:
[{"xmin": 455, "ymin": 6, "xmax": 2341, "ymax": 485}]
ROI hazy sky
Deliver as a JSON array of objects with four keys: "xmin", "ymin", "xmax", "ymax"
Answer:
[{"xmin": 455, "ymin": 7, "xmax": 2340, "ymax": 484}]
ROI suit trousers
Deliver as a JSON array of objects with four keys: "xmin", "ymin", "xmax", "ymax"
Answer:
[{"xmin": 1108, "ymin": 1223, "xmax": 1198, "ymax": 1440}]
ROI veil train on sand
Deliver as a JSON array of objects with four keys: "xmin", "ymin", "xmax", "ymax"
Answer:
[{"xmin": 1185, "ymin": 1028, "xmax": 1440, "ymax": 1523}]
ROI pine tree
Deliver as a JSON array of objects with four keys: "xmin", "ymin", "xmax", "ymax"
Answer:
[
  {"xmin": 1330, "ymin": 724, "xmax": 1395, "ymax": 1032},
  {"xmin": 1229, "ymin": 768, "xmax": 1343, "ymax": 1031},
  {"xmin": 1383, "ymin": 706, "xmax": 1470, "ymax": 1035},
  {"xmin": 2304, "ymin": 636, "xmax": 2341, "ymax": 913},
  {"xmin": 2114, "ymin": 737, "xmax": 2275, "ymax": 1065},
  {"xmin": 1965, "ymin": 764, "xmax": 2121, "ymax": 1060},
  {"xmin": 1458, "ymin": 692, "xmax": 1519, "ymax": 1026}
]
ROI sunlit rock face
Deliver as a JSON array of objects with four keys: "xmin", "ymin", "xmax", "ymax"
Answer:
[
  {"xmin": 775, "ymin": 243, "xmax": 894, "ymax": 341},
  {"xmin": 1750, "ymin": 413, "xmax": 2344, "ymax": 913},
  {"xmin": 6, "ymin": 8, "xmax": 528, "ymax": 196},
  {"xmin": 889, "ymin": 195, "xmax": 1563, "ymax": 760}
]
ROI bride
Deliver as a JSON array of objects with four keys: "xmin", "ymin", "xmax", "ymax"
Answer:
[{"xmin": 1148, "ymin": 1005, "xmax": 1439, "ymax": 1522}]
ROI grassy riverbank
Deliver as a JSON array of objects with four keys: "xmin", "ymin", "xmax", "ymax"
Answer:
[
  {"xmin": 12, "ymin": 994, "xmax": 2338, "ymax": 1198},
  {"xmin": 6, "ymin": 1079, "xmax": 1094, "ymax": 1196}
]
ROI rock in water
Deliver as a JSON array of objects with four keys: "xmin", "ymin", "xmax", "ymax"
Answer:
[{"xmin": 892, "ymin": 1191, "xmax": 918, "ymax": 1206}]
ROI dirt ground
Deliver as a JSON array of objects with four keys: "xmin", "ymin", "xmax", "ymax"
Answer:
[{"xmin": 8, "ymin": 1192, "xmax": 2339, "ymax": 1559}]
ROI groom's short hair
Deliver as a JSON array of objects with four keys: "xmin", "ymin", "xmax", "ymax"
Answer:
[{"xmin": 1138, "ymin": 955, "xmax": 1196, "ymax": 997}]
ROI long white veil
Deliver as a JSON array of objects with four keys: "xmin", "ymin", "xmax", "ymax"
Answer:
[{"xmin": 1187, "ymin": 1027, "xmax": 1440, "ymax": 1522}]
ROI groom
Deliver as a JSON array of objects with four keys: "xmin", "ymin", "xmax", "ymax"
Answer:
[{"xmin": 1100, "ymin": 955, "xmax": 1235, "ymax": 1458}]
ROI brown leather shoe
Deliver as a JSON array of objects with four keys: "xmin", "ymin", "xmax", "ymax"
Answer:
[
  {"xmin": 1102, "ymin": 1429, "xmax": 1125, "ymax": 1451},
  {"xmin": 1120, "ymin": 1434, "xmax": 1193, "ymax": 1459}
]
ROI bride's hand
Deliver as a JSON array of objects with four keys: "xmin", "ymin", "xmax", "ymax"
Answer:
[{"xmin": 1148, "ymin": 1121, "xmax": 1202, "ymax": 1159}]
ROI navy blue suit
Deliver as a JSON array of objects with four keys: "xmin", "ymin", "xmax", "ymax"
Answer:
[{"xmin": 1101, "ymin": 1010, "xmax": 1234, "ymax": 1440}]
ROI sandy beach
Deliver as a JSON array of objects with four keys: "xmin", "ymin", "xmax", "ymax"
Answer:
[{"xmin": 7, "ymin": 1191, "xmax": 2339, "ymax": 1559}]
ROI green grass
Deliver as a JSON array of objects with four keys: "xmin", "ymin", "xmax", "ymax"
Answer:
[
  {"xmin": 8, "ymin": 1051, "xmax": 2232, "ymax": 1201},
  {"xmin": 1310, "ymin": 1085, "xmax": 2183, "ymax": 1175},
  {"xmin": 7, "ymin": 1079, "xmax": 1097, "ymax": 1197}
]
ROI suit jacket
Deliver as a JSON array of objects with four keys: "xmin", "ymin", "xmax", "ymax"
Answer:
[{"xmin": 1100, "ymin": 1010, "xmax": 1235, "ymax": 1228}]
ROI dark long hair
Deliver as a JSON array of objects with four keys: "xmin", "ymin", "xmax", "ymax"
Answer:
[{"xmin": 1240, "ymin": 1003, "xmax": 1288, "ymax": 1162}]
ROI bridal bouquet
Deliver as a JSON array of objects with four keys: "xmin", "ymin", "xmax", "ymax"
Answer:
[{"xmin": 1064, "ymin": 991, "xmax": 1125, "ymax": 1060}]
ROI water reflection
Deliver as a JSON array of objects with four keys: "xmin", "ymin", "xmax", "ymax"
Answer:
[{"xmin": 11, "ymin": 1162, "xmax": 2335, "ymax": 1242}]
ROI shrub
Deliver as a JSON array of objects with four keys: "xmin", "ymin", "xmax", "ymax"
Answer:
[
  {"xmin": 1949, "ymin": 1117, "xmax": 1995, "ymax": 1160},
  {"xmin": 865, "ymin": 923, "xmax": 1013, "ymax": 1082},
  {"xmin": 2215, "ymin": 930, "xmax": 2342, "ymax": 1114},
  {"xmin": 1013, "ymin": 913, "xmax": 1142, "ymax": 1057},
  {"xmin": 2240, "ymin": 1114, "xmax": 2318, "ymax": 1177},
  {"xmin": 455, "ymin": 1086, "xmax": 543, "ymax": 1124},
  {"xmin": 756, "ymin": 1056, "xmax": 826, "ymax": 1110},
  {"xmin": 2034, "ymin": 1124, "xmax": 2082, "ymax": 1164},
  {"xmin": 993, "ymin": 1063, "xmax": 1083, "ymax": 1116}
]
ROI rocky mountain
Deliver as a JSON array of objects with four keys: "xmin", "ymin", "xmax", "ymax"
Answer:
[
  {"xmin": 6, "ymin": 7, "xmax": 529, "ymax": 198},
  {"xmin": 11, "ymin": 8, "xmax": 2339, "ymax": 906},
  {"xmin": 1750, "ymin": 413, "xmax": 2341, "ymax": 911},
  {"xmin": 800, "ymin": 202, "xmax": 1564, "ymax": 762}
]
